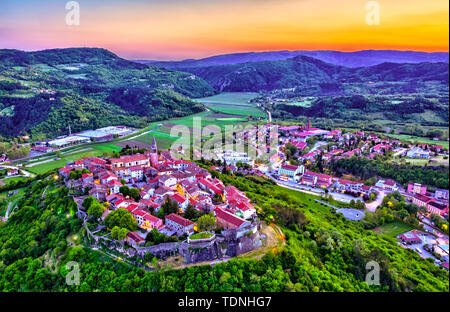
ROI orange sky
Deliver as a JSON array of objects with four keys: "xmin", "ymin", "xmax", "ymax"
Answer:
[{"xmin": 0, "ymin": 0, "xmax": 448, "ymax": 60}]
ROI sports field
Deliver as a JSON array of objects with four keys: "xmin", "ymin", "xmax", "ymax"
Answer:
[{"xmin": 373, "ymin": 221, "xmax": 414, "ymax": 238}]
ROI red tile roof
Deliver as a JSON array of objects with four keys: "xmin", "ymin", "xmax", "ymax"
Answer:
[
  {"xmin": 171, "ymin": 193, "xmax": 186, "ymax": 204},
  {"xmin": 281, "ymin": 164, "xmax": 298, "ymax": 171},
  {"xmin": 215, "ymin": 208, "xmax": 247, "ymax": 228},
  {"xmin": 165, "ymin": 213, "xmax": 194, "ymax": 227}
]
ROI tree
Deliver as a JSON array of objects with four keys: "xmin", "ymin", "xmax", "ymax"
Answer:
[
  {"xmin": 197, "ymin": 213, "xmax": 216, "ymax": 232},
  {"xmin": 183, "ymin": 204, "xmax": 196, "ymax": 220},
  {"xmin": 111, "ymin": 226, "xmax": 128, "ymax": 240},
  {"xmin": 129, "ymin": 188, "xmax": 140, "ymax": 201},
  {"xmin": 104, "ymin": 208, "xmax": 137, "ymax": 231},
  {"xmin": 87, "ymin": 202, "xmax": 104, "ymax": 220},
  {"xmin": 119, "ymin": 185, "xmax": 130, "ymax": 197},
  {"xmin": 82, "ymin": 196, "xmax": 95, "ymax": 210},
  {"xmin": 160, "ymin": 198, "xmax": 179, "ymax": 216},
  {"xmin": 212, "ymin": 193, "xmax": 223, "ymax": 204}
]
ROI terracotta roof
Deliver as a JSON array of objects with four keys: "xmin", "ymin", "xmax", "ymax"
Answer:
[
  {"xmin": 215, "ymin": 208, "xmax": 247, "ymax": 228},
  {"xmin": 281, "ymin": 164, "xmax": 298, "ymax": 171},
  {"xmin": 110, "ymin": 154, "xmax": 148, "ymax": 163},
  {"xmin": 413, "ymin": 194, "xmax": 433, "ymax": 203},
  {"xmin": 171, "ymin": 193, "xmax": 186, "ymax": 204},
  {"xmin": 165, "ymin": 213, "xmax": 194, "ymax": 227},
  {"xmin": 127, "ymin": 232, "xmax": 143, "ymax": 243}
]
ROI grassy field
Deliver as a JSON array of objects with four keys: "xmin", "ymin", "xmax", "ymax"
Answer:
[
  {"xmin": 194, "ymin": 92, "xmax": 266, "ymax": 118},
  {"xmin": 384, "ymin": 133, "xmax": 449, "ymax": 149},
  {"xmin": 189, "ymin": 232, "xmax": 214, "ymax": 240},
  {"xmin": 0, "ymin": 176, "xmax": 28, "ymax": 185},
  {"xmin": 133, "ymin": 112, "xmax": 255, "ymax": 149},
  {"xmin": 204, "ymin": 103, "xmax": 266, "ymax": 117},
  {"xmin": 0, "ymin": 187, "xmax": 26, "ymax": 217},
  {"xmin": 216, "ymin": 117, "xmax": 248, "ymax": 122},
  {"xmin": 391, "ymin": 156, "xmax": 449, "ymax": 166},
  {"xmin": 284, "ymin": 100, "xmax": 313, "ymax": 107},
  {"xmin": 194, "ymin": 92, "xmax": 259, "ymax": 106},
  {"xmin": 373, "ymin": 221, "xmax": 414, "ymax": 238}
]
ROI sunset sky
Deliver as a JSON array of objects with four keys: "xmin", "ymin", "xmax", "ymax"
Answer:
[{"xmin": 0, "ymin": 0, "xmax": 448, "ymax": 60}]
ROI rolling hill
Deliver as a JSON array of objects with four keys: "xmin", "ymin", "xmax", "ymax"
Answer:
[
  {"xmin": 0, "ymin": 48, "xmax": 216, "ymax": 139},
  {"xmin": 168, "ymin": 55, "xmax": 449, "ymax": 93}
]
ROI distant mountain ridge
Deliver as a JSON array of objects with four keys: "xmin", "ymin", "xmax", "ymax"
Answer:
[
  {"xmin": 137, "ymin": 50, "xmax": 449, "ymax": 69},
  {"xmin": 167, "ymin": 54, "xmax": 449, "ymax": 92}
]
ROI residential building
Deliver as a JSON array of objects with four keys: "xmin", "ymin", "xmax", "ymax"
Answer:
[
  {"xmin": 278, "ymin": 164, "xmax": 304, "ymax": 181},
  {"xmin": 406, "ymin": 147, "xmax": 431, "ymax": 159},
  {"xmin": 375, "ymin": 179, "xmax": 400, "ymax": 192},
  {"xmin": 214, "ymin": 208, "xmax": 250, "ymax": 230},
  {"xmin": 407, "ymin": 183, "xmax": 427, "ymax": 195},
  {"xmin": 165, "ymin": 213, "xmax": 195, "ymax": 235}
]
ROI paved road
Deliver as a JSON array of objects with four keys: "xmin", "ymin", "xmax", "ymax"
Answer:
[
  {"xmin": 309, "ymin": 141, "xmax": 328, "ymax": 153},
  {"xmin": 365, "ymin": 190, "xmax": 386, "ymax": 212},
  {"xmin": 0, "ymin": 165, "xmax": 35, "ymax": 178},
  {"xmin": 4, "ymin": 202, "xmax": 12, "ymax": 221},
  {"xmin": 119, "ymin": 124, "xmax": 162, "ymax": 142},
  {"xmin": 314, "ymin": 199, "xmax": 365, "ymax": 221},
  {"xmin": 393, "ymin": 148, "xmax": 407, "ymax": 158}
]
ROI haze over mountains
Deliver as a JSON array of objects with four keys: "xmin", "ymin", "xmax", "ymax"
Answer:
[{"xmin": 138, "ymin": 50, "xmax": 449, "ymax": 68}]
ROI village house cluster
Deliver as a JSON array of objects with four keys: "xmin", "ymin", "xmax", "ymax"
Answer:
[
  {"xmin": 272, "ymin": 123, "xmax": 449, "ymax": 215},
  {"xmin": 277, "ymin": 123, "xmax": 447, "ymax": 164},
  {"xmin": 58, "ymin": 137, "xmax": 258, "ymax": 244}
]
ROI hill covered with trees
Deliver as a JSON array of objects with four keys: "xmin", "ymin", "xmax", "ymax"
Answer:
[
  {"xmin": 0, "ymin": 48, "xmax": 216, "ymax": 140},
  {"xmin": 168, "ymin": 55, "xmax": 449, "ymax": 93}
]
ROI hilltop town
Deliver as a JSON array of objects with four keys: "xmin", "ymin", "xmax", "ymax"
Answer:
[{"xmin": 56, "ymin": 137, "xmax": 261, "ymax": 264}]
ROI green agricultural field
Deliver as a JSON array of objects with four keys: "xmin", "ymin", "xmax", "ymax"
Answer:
[
  {"xmin": 31, "ymin": 64, "xmax": 58, "ymax": 72},
  {"xmin": 216, "ymin": 117, "xmax": 248, "ymax": 122},
  {"xmin": 132, "ymin": 112, "xmax": 256, "ymax": 150},
  {"xmin": 385, "ymin": 133, "xmax": 449, "ymax": 149},
  {"xmin": 194, "ymin": 92, "xmax": 266, "ymax": 118},
  {"xmin": 284, "ymin": 100, "xmax": 313, "ymax": 107},
  {"xmin": 374, "ymin": 221, "xmax": 414, "ymax": 238},
  {"xmin": 204, "ymin": 103, "xmax": 266, "ymax": 117},
  {"xmin": 164, "ymin": 112, "xmax": 251, "ymax": 129},
  {"xmin": 194, "ymin": 92, "xmax": 259, "ymax": 106},
  {"xmin": 134, "ymin": 132, "xmax": 179, "ymax": 150}
]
